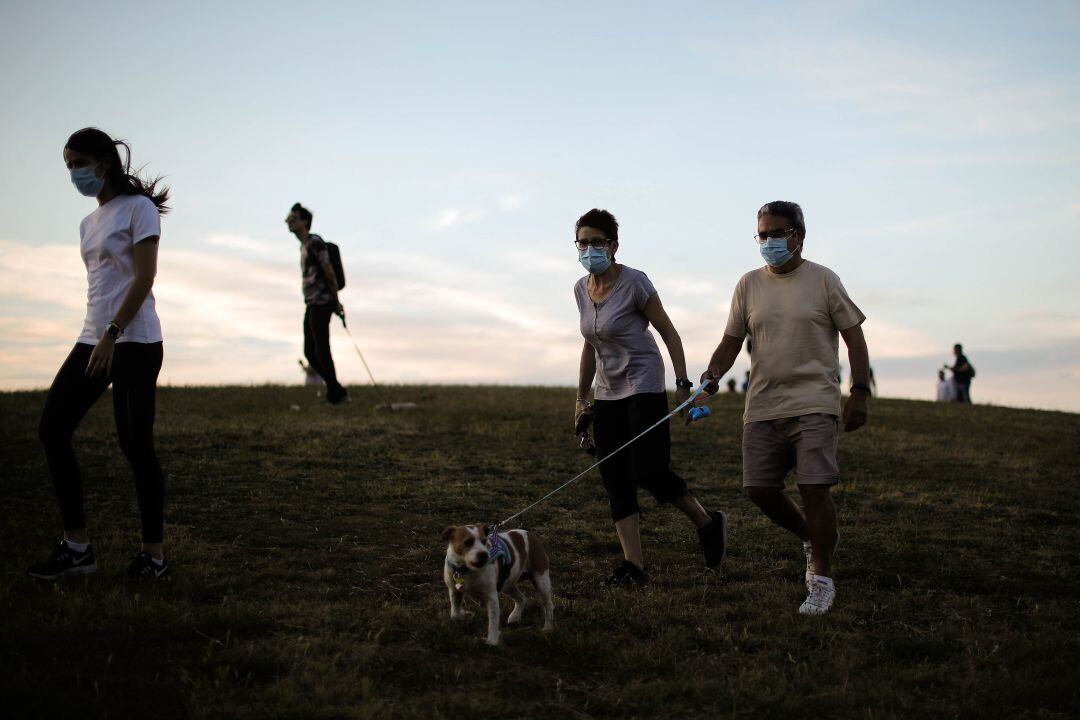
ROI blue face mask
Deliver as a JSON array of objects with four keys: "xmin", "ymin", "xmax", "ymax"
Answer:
[
  {"xmin": 70, "ymin": 166, "xmax": 104, "ymax": 197},
  {"xmin": 578, "ymin": 245, "xmax": 611, "ymax": 275},
  {"xmin": 760, "ymin": 236, "xmax": 798, "ymax": 267}
]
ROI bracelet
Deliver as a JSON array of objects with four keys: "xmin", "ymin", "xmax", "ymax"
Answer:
[
  {"xmin": 851, "ymin": 383, "xmax": 871, "ymax": 396},
  {"xmin": 576, "ymin": 397, "xmax": 589, "ymax": 403}
]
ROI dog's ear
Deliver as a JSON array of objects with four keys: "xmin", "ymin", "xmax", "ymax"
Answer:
[
  {"xmin": 441, "ymin": 526, "xmax": 455, "ymax": 541},
  {"xmin": 479, "ymin": 523, "xmax": 490, "ymax": 538}
]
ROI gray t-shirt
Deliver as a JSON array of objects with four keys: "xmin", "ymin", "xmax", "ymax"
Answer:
[{"xmin": 575, "ymin": 266, "xmax": 666, "ymax": 401}]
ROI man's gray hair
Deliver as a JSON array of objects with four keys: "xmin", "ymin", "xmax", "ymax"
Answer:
[{"xmin": 758, "ymin": 201, "xmax": 805, "ymax": 234}]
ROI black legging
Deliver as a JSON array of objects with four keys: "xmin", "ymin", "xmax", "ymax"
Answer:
[
  {"xmin": 593, "ymin": 391, "xmax": 690, "ymax": 522},
  {"xmin": 303, "ymin": 302, "xmax": 345, "ymax": 400},
  {"xmin": 38, "ymin": 342, "xmax": 165, "ymax": 543}
]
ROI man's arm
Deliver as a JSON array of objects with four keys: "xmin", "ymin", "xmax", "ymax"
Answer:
[
  {"xmin": 840, "ymin": 323, "xmax": 870, "ymax": 432},
  {"xmin": 311, "ymin": 238, "xmax": 340, "ymax": 310},
  {"xmin": 700, "ymin": 334, "xmax": 744, "ymax": 394},
  {"xmin": 320, "ymin": 258, "xmax": 340, "ymax": 295}
]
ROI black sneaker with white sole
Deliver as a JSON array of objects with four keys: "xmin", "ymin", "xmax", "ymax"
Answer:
[
  {"xmin": 603, "ymin": 560, "xmax": 649, "ymax": 587},
  {"xmin": 27, "ymin": 541, "xmax": 98, "ymax": 580},
  {"xmin": 124, "ymin": 552, "xmax": 170, "ymax": 579},
  {"xmin": 324, "ymin": 391, "xmax": 351, "ymax": 406}
]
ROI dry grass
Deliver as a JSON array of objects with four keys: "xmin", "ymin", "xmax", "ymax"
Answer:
[{"xmin": 1, "ymin": 386, "xmax": 1078, "ymax": 718}]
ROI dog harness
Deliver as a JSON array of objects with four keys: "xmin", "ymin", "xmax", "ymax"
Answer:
[
  {"xmin": 446, "ymin": 525, "xmax": 513, "ymax": 591},
  {"xmin": 488, "ymin": 524, "xmax": 513, "ymax": 590}
]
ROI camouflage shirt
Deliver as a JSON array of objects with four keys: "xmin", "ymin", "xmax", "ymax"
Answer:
[{"xmin": 300, "ymin": 233, "xmax": 332, "ymax": 306}]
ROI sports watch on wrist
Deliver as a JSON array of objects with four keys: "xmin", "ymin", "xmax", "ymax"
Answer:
[
  {"xmin": 105, "ymin": 321, "xmax": 122, "ymax": 340},
  {"xmin": 851, "ymin": 383, "xmax": 872, "ymax": 396},
  {"xmin": 675, "ymin": 378, "xmax": 693, "ymax": 389}
]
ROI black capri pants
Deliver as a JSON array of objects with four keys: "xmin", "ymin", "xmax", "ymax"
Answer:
[
  {"xmin": 38, "ymin": 342, "xmax": 166, "ymax": 543},
  {"xmin": 593, "ymin": 391, "xmax": 689, "ymax": 522}
]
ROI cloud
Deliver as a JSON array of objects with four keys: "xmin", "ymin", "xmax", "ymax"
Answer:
[
  {"xmin": 860, "ymin": 319, "xmax": 944, "ymax": 359},
  {"xmin": 1009, "ymin": 310, "xmax": 1080, "ymax": 343},
  {"xmin": 721, "ymin": 36, "xmax": 1080, "ymax": 140},
  {"xmin": 499, "ymin": 194, "xmax": 524, "ymax": 212},
  {"xmin": 0, "ymin": 239, "xmax": 88, "ymax": 314},
  {"xmin": 2, "ymin": 236, "xmax": 1077, "ymax": 412},
  {"xmin": 203, "ymin": 232, "xmax": 292, "ymax": 260},
  {"xmin": 431, "ymin": 207, "xmax": 487, "ymax": 230},
  {"xmin": 0, "ymin": 235, "xmax": 580, "ymax": 389}
]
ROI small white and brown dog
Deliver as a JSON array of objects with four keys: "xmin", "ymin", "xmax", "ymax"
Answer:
[{"xmin": 441, "ymin": 524, "xmax": 554, "ymax": 646}]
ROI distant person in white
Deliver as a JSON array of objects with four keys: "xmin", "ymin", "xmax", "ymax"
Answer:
[
  {"xmin": 28, "ymin": 128, "xmax": 172, "ymax": 582},
  {"xmin": 935, "ymin": 370, "xmax": 955, "ymax": 402}
]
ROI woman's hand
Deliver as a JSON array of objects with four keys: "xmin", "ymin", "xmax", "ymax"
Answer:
[
  {"xmin": 86, "ymin": 334, "xmax": 116, "ymax": 379},
  {"xmin": 574, "ymin": 398, "xmax": 593, "ymax": 434}
]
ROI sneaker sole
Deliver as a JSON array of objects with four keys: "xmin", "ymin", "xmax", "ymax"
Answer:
[
  {"xmin": 28, "ymin": 562, "xmax": 98, "ymax": 581},
  {"xmin": 799, "ymin": 598, "xmax": 835, "ymax": 615}
]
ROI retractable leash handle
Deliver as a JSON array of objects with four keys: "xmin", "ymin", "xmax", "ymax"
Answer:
[
  {"xmin": 688, "ymin": 406, "xmax": 711, "ymax": 422},
  {"xmin": 500, "ymin": 378, "xmax": 715, "ymax": 526}
]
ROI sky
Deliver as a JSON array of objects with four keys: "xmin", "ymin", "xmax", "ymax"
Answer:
[{"xmin": 1, "ymin": 1, "xmax": 1078, "ymax": 412}]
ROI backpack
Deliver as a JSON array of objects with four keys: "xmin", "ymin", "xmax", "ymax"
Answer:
[{"xmin": 310, "ymin": 234, "xmax": 346, "ymax": 290}]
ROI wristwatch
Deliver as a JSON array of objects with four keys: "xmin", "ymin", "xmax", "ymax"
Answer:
[
  {"xmin": 851, "ymin": 383, "xmax": 872, "ymax": 396},
  {"xmin": 675, "ymin": 378, "xmax": 693, "ymax": 390},
  {"xmin": 105, "ymin": 321, "xmax": 122, "ymax": 340}
]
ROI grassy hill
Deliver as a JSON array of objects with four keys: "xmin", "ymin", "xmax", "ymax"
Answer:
[{"xmin": 1, "ymin": 386, "xmax": 1078, "ymax": 718}]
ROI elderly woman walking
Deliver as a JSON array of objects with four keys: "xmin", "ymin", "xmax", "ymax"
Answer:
[{"xmin": 573, "ymin": 208, "xmax": 727, "ymax": 586}]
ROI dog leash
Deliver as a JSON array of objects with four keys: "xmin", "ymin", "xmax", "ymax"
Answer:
[
  {"xmin": 338, "ymin": 313, "xmax": 392, "ymax": 407},
  {"xmin": 498, "ymin": 380, "xmax": 712, "ymax": 526}
]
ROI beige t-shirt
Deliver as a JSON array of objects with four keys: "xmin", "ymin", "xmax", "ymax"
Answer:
[{"xmin": 724, "ymin": 260, "xmax": 865, "ymax": 423}]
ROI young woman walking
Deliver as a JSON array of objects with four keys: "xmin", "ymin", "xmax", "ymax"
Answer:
[{"xmin": 28, "ymin": 127, "xmax": 171, "ymax": 580}]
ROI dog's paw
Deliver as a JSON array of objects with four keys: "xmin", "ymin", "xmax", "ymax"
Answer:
[{"xmin": 485, "ymin": 636, "xmax": 500, "ymax": 646}]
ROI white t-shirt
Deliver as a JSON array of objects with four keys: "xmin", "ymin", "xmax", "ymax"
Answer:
[
  {"xmin": 936, "ymin": 379, "xmax": 956, "ymax": 402},
  {"xmin": 77, "ymin": 194, "xmax": 163, "ymax": 345}
]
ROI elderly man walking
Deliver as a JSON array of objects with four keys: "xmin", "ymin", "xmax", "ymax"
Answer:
[{"xmin": 698, "ymin": 201, "xmax": 870, "ymax": 615}]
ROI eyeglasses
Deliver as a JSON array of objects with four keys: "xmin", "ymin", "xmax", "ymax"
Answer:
[
  {"xmin": 574, "ymin": 238, "xmax": 611, "ymax": 250},
  {"xmin": 754, "ymin": 227, "xmax": 796, "ymax": 244}
]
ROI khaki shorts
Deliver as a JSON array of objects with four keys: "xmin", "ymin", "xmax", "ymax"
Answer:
[{"xmin": 742, "ymin": 413, "xmax": 839, "ymax": 488}]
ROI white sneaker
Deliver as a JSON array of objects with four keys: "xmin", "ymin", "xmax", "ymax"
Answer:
[{"xmin": 799, "ymin": 575, "xmax": 836, "ymax": 615}]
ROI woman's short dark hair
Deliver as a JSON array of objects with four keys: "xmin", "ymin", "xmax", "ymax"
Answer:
[
  {"xmin": 757, "ymin": 201, "xmax": 805, "ymax": 235},
  {"xmin": 291, "ymin": 202, "xmax": 313, "ymax": 229},
  {"xmin": 65, "ymin": 128, "xmax": 170, "ymax": 215},
  {"xmin": 575, "ymin": 208, "xmax": 619, "ymax": 242}
]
